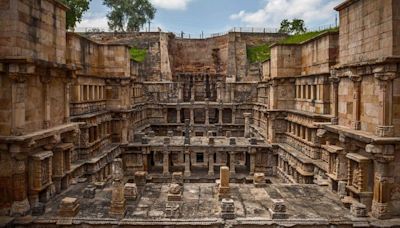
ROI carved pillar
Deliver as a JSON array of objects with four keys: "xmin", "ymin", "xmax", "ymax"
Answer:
[
  {"xmin": 249, "ymin": 147, "xmax": 256, "ymax": 175},
  {"xmin": 350, "ymin": 75, "xmax": 362, "ymax": 130},
  {"xmin": 208, "ymin": 150, "xmax": 214, "ymax": 176},
  {"xmin": 176, "ymin": 108, "xmax": 181, "ymax": 124},
  {"xmin": 9, "ymin": 73, "xmax": 27, "ymax": 135},
  {"xmin": 64, "ymin": 79, "xmax": 71, "ymax": 123},
  {"xmin": 229, "ymin": 152, "xmax": 235, "ymax": 175},
  {"xmin": 205, "ymin": 106, "xmax": 210, "ymax": 125},
  {"xmin": 163, "ymin": 148, "xmax": 170, "ymax": 176},
  {"xmin": 121, "ymin": 116, "xmax": 129, "ymax": 144},
  {"xmin": 184, "ymin": 146, "xmax": 191, "ymax": 177},
  {"xmin": 190, "ymin": 108, "xmax": 194, "ymax": 125},
  {"xmin": 40, "ymin": 69, "xmax": 52, "ymax": 129},
  {"xmin": 218, "ymin": 108, "xmax": 223, "ymax": 124},
  {"xmin": 365, "ymin": 144, "xmax": 395, "ymax": 219},
  {"xmin": 10, "ymin": 153, "xmax": 30, "ymax": 216},
  {"xmin": 191, "ymin": 85, "xmax": 195, "ymax": 101},
  {"xmin": 232, "ymin": 107, "xmax": 236, "ymax": 124},
  {"xmin": 329, "ymin": 75, "xmax": 340, "ymax": 124},
  {"xmin": 217, "ymin": 81, "xmax": 222, "ymax": 102},
  {"xmin": 244, "ymin": 113, "xmax": 252, "ymax": 138},
  {"xmin": 374, "ymin": 70, "xmax": 396, "ymax": 137}
]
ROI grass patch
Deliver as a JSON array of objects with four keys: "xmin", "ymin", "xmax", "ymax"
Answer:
[
  {"xmin": 279, "ymin": 27, "xmax": 339, "ymax": 44},
  {"xmin": 247, "ymin": 44, "xmax": 271, "ymax": 63},
  {"xmin": 129, "ymin": 47, "xmax": 147, "ymax": 62}
]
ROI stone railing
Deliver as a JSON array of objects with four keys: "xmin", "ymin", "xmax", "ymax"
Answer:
[{"xmin": 70, "ymin": 100, "xmax": 107, "ymax": 116}]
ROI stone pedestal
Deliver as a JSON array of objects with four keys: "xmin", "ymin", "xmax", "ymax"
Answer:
[
  {"xmin": 165, "ymin": 202, "xmax": 180, "ymax": 218},
  {"xmin": 83, "ymin": 185, "xmax": 96, "ymax": 199},
  {"xmin": 221, "ymin": 198, "xmax": 235, "ymax": 219},
  {"xmin": 59, "ymin": 197, "xmax": 80, "ymax": 217},
  {"xmin": 109, "ymin": 179, "xmax": 126, "ymax": 217},
  {"xmin": 269, "ymin": 199, "xmax": 288, "ymax": 219},
  {"xmin": 218, "ymin": 166, "xmax": 230, "ymax": 199},
  {"xmin": 134, "ymin": 171, "xmax": 147, "ymax": 187},
  {"xmin": 350, "ymin": 202, "xmax": 368, "ymax": 217},
  {"xmin": 168, "ymin": 183, "xmax": 183, "ymax": 201},
  {"xmin": 124, "ymin": 183, "xmax": 138, "ymax": 200},
  {"xmin": 253, "ymin": 173, "xmax": 266, "ymax": 187}
]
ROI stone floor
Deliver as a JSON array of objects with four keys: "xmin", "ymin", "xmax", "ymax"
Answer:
[
  {"xmin": 34, "ymin": 182, "xmax": 351, "ymax": 220},
  {"xmin": 7, "ymin": 181, "xmax": 400, "ymax": 227}
]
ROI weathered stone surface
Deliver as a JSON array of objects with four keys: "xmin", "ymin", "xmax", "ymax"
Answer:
[
  {"xmin": 124, "ymin": 183, "xmax": 138, "ymax": 200},
  {"xmin": 58, "ymin": 197, "xmax": 79, "ymax": 217}
]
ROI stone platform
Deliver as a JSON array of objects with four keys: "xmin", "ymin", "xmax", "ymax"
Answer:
[{"xmin": 11, "ymin": 182, "xmax": 400, "ymax": 227}]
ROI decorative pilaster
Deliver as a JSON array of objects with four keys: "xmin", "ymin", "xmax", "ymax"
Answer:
[
  {"xmin": 373, "ymin": 68, "xmax": 397, "ymax": 137},
  {"xmin": 184, "ymin": 146, "xmax": 191, "ymax": 177},
  {"xmin": 244, "ymin": 113, "xmax": 251, "ymax": 138},
  {"xmin": 249, "ymin": 147, "xmax": 256, "ymax": 175},
  {"xmin": 9, "ymin": 73, "xmax": 27, "ymax": 136},
  {"xmin": 208, "ymin": 150, "xmax": 214, "ymax": 176},
  {"xmin": 40, "ymin": 68, "xmax": 52, "ymax": 129},
  {"xmin": 349, "ymin": 75, "xmax": 362, "ymax": 130},
  {"xmin": 329, "ymin": 73, "xmax": 340, "ymax": 125},
  {"xmin": 176, "ymin": 108, "xmax": 181, "ymax": 124},
  {"xmin": 229, "ymin": 152, "xmax": 235, "ymax": 175},
  {"xmin": 163, "ymin": 146, "xmax": 170, "ymax": 176}
]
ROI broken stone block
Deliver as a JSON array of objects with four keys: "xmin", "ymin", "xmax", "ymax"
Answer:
[
  {"xmin": 134, "ymin": 171, "xmax": 147, "ymax": 186},
  {"xmin": 350, "ymin": 202, "xmax": 368, "ymax": 217},
  {"xmin": 172, "ymin": 172, "xmax": 183, "ymax": 186},
  {"xmin": 124, "ymin": 183, "xmax": 138, "ymax": 200},
  {"xmin": 269, "ymin": 199, "xmax": 288, "ymax": 219},
  {"xmin": 221, "ymin": 198, "xmax": 235, "ymax": 219},
  {"xmin": 59, "ymin": 197, "xmax": 80, "ymax": 217},
  {"xmin": 253, "ymin": 173, "xmax": 266, "ymax": 187},
  {"xmin": 83, "ymin": 185, "xmax": 96, "ymax": 199}
]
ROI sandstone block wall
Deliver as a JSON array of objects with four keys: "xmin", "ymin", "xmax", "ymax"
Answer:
[
  {"xmin": 0, "ymin": 0, "xmax": 67, "ymax": 63},
  {"xmin": 336, "ymin": 0, "xmax": 400, "ymax": 64}
]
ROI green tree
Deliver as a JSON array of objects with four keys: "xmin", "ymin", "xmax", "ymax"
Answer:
[
  {"xmin": 61, "ymin": 0, "xmax": 91, "ymax": 30},
  {"xmin": 278, "ymin": 18, "xmax": 307, "ymax": 34},
  {"xmin": 291, "ymin": 19, "xmax": 307, "ymax": 34},
  {"xmin": 278, "ymin": 19, "xmax": 291, "ymax": 33},
  {"xmin": 103, "ymin": 0, "xmax": 156, "ymax": 32}
]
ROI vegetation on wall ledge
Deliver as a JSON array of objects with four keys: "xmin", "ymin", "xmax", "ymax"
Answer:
[
  {"xmin": 247, "ymin": 44, "xmax": 271, "ymax": 63},
  {"xmin": 130, "ymin": 47, "xmax": 147, "ymax": 62},
  {"xmin": 279, "ymin": 27, "xmax": 339, "ymax": 44}
]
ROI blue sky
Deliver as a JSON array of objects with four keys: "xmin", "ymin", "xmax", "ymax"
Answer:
[{"xmin": 76, "ymin": 0, "xmax": 341, "ymax": 35}]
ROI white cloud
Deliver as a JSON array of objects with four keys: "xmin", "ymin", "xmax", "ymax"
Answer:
[
  {"xmin": 76, "ymin": 17, "xmax": 108, "ymax": 30},
  {"xmin": 150, "ymin": 0, "xmax": 192, "ymax": 10},
  {"xmin": 230, "ymin": 0, "xmax": 340, "ymax": 28}
]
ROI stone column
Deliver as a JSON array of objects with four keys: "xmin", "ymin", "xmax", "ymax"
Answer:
[
  {"xmin": 121, "ymin": 117, "xmax": 129, "ymax": 144},
  {"xmin": 190, "ymin": 108, "xmax": 194, "ymax": 125},
  {"xmin": 191, "ymin": 85, "xmax": 195, "ymax": 101},
  {"xmin": 64, "ymin": 79, "xmax": 71, "ymax": 123},
  {"xmin": 178, "ymin": 83, "xmax": 183, "ymax": 102},
  {"xmin": 109, "ymin": 159, "xmax": 125, "ymax": 217},
  {"xmin": 216, "ymin": 81, "xmax": 224, "ymax": 102},
  {"xmin": 10, "ymin": 154, "xmax": 30, "ymax": 216},
  {"xmin": 232, "ymin": 107, "xmax": 236, "ymax": 124},
  {"xmin": 208, "ymin": 150, "xmax": 215, "ymax": 176},
  {"xmin": 176, "ymin": 108, "xmax": 181, "ymax": 124},
  {"xmin": 329, "ymin": 76, "xmax": 340, "ymax": 124},
  {"xmin": 184, "ymin": 146, "xmax": 191, "ymax": 177},
  {"xmin": 374, "ymin": 70, "xmax": 396, "ymax": 137},
  {"xmin": 73, "ymin": 84, "xmax": 81, "ymax": 102},
  {"xmin": 40, "ymin": 71, "xmax": 51, "ymax": 129},
  {"xmin": 218, "ymin": 108, "xmax": 223, "ymax": 124},
  {"xmin": 229, "ymin": 152, "xmax": 235, "ymax": 175},
  {"xmin": 9, "ymin": 73, "xmax": 27, "ymax": 135},
  {"xmin": 249, "ymin": 147, "xmax": 256, "ymax": 175},
  {"xmin": 365, "ymin": 144, "xmax": 395, "ymax": 219},
  {"xmin": 244, "ymin": 113, "xmax": 252, "ymax": 138},
  {"xmin": 205, "ymin": 107, "xmax": 210, "ymax": 125},
  {"xmin": 350, "ymin": 75, "xmax": 362, "ymax": 130},
  {"xmin": 163, "ymin": 147, "xmax": 170, "ymax": 176}
]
